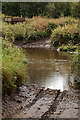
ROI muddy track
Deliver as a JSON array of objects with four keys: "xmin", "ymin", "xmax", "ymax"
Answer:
[{"xmin": 2, "ymin": 84, "xmax": 80, "ymax": 119}]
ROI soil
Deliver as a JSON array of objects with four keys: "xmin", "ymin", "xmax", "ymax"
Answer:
[
  {"xmin": 2, "ymin": 84, "xmax": 80, "ymax": 119},
  {"xmin": 22, "ymin": 38, "xmax": 51, "ymax": 49},
  {"xmin": 14, "ymin": 37, "xmax": 53, "ymax": 49}
]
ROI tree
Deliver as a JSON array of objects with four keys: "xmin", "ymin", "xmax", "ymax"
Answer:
[
  {"xmin": 2, "ymin": 2, "xmax": 21, "ymax": 16},
  {"xmin": 70, "ymin": 2, "xmax": 80, "ymax": 18}
]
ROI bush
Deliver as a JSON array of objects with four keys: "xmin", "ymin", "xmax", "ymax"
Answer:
[
  {"xmin": 2, "ymin": 16, "xmax": 78, "ymax": 44},
  {"xmin": 46, "ymin": 22, "xmax": 58, "ymax": 35},
  {"xmin": 51, "ymin": 23, "xmax": 79, "ymax": 47},
  {"xmin": 2, "ymin": 22, "xmax": 26, "ymax": 42},
  {"xmin": 2, "ymin": 38, "xmax": 27, "ymax": 95},
  {"xmin": 2, "ymin": 18, "xmax": 58, "ymax": 43}
]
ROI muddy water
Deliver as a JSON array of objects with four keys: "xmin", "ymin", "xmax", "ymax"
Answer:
[{"xmin": 23, "ymin": 48, "xmax": 75, "ymax": 91}]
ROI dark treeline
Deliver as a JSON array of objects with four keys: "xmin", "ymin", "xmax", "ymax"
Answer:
[{"xmin": 2, "ymin": 2, "xmax": 80, "ymax": 18}]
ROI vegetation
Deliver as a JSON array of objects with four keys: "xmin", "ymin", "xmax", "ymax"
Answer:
[
  {"xmin": 51, "ymin": 23, "xmax": 79, "ymax": 47},
  {"xmin": 58, "ymin": 45, "xmax": 78, "ymax": 52},
  {"xmin": 2, "ymin": 17, "xmax": 58, "ymax": 43},
  {"xmin": 2, "ymin": 16, "xmax": 79, "ymax": 44},
  {"xmin": 2, "ymin": 2, "xmax": 80, "ymax": 18},
  {"xmin": 2, "ymin": 2, "xmax": 80, "ymax": 95},
  {"xmin": 72, "ymin": 47, "xmax": 80, "ymax": 76},
  {"xmin": 2, "ymin": 38, "xmax": 27, "ymax": 95}
]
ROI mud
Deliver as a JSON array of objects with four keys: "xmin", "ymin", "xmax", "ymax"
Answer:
[
  {"xmin": 22, "ymin": 37, "xmax": 52, "ymax": 49},
  {"xmin": 2, "ymin": 84, "xmax": 80, "ymax": 119}
]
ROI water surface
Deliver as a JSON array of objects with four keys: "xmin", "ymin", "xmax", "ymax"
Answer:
[{"xmin": 23, "ymin": 48, "xmax": 75, "ymax": 91}]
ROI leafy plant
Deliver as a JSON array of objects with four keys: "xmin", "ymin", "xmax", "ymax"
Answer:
[{"xmin": 51, "ymin": 23, "xmax": 79, "ymax": 47}]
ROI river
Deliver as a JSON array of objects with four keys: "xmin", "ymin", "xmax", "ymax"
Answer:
[{"xmin": 23, "ymin": 47, "xmax": 76, "ymax": 91}]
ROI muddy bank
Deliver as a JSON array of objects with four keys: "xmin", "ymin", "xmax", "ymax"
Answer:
[
  {"xmin": 22, "ymin": 37, "xmax": 52, "ymax": 49},
  {"xmin": 2, "ymin": 84, "xmax": 80, "ymax": 119}
]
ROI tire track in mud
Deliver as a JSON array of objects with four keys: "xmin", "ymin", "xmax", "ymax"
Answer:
[
  {"xmin": 41, "ymin": 91, "xmax": 65, "ymax": 118},
  {"xmin": 11, "ymin": 88, "xmax": 60, "ymax": 118},
  {"xmin": 42, "ymin": 90, "xmax": 79, "ymax": 119},
  {"xmin": 2, "ymin": 84, "xmax": 44, "ymax": 118},
  {"xmin": 2, "ymin": 85, "xmax": 80, "ymax": 119}
]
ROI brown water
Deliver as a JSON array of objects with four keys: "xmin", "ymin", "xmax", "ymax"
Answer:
[{"xmin": 23, "ymin": 48, "xmax": 75, "ymax": 91}]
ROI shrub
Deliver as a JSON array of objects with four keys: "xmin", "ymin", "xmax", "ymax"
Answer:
[
  {"xmin": 2, "ymin": 22, "xmax": 26, "ymax": 42},
  {"xmin": 2, "ymin": 38, "xmax": 27, "ymax": 95},
  {"xmin": 51, "ymin": 24, "xmax": 79, "ymax": 47},
  {"xmin": 46, "ymin": 22, "xmax": 58, "ymax": 35},
  {"xmin": 2, "ymin": 16, "xmax": 78, "ymax": 44},
  {"xmin": 2, "ymin": 19, "xmax": 58, "ymax": 43}
]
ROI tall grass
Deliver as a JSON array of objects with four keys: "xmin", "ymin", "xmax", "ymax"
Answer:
[{"xmin": 2, "ymin": 38, "xmax": 27, "ymax": 95}]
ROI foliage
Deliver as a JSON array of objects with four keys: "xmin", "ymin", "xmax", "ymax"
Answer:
[
  {"xmin": 2, "ymin": 2, "xmax": 48, "ymax": 17},
  {"xmin": 51, "ymin": 23, "xmax": 79, "ymax": 47},
  {"xmin": 2, "ymin": 38, "xmax": 27, "ymax": 95},
  {"xmin": 46, "ymin": 2, "xmax": 71, "ymax": 18},
  {"xmin": 70, "ymin": 2, "xmax": 80, "ymax": 18},
  {"xmin": 2, "ymin": 13, "xmax": 5, "ymax": 21},
  {"xmin": 71, "ymin": 52, "xmax": 80, "ymax": 83},
  {"xmin": 2, "ymin": 2, "xmax": 80, "ymax": 18},
  {"xmin": 2, "ymin": 22, "xmax": 26, "ymax": 42},
  {"xmin": 2, "ymin": 17, "xmax": 58, "ymax": 43}
]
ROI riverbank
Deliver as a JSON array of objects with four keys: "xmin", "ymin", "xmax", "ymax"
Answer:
[
  {"xmin": 22, "ymin": 37, "xmax": 51, "ymax": 49},
  {"xmin": 21, "ymin": 37, "xmax": 78, "ymax": 53},
  {"xmin": 2, "ymin": 84, "xmax": 80, "ymax": 119}
]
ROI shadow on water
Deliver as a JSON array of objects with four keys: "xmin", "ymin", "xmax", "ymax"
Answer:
[{"xmin": 23, "ymin": 47, "xmax": 79, "ymax": 91}]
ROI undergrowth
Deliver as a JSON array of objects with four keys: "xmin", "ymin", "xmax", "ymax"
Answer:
[{"xmin": 2, "ymin": 38, "xmax": 27, "ymax": 95}]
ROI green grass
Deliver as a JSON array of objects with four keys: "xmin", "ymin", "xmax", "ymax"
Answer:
[{"xmin": 2, "ymin": 38, "xmax": 27, "ymax": 95}]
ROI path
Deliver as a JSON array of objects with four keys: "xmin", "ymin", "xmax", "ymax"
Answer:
[{"xmin": 2, "ymin": 84, "xmax": 80, "ymax": 119}]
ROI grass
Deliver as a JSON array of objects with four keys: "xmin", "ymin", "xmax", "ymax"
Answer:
[{"xmin": 2, "ymin": 38, "xmax": 27, "ymax": 95}]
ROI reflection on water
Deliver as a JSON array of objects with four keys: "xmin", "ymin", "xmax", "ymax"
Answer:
[{"xmin": 23, "ymin": 48, "xmax": 77, "ymax": 91}]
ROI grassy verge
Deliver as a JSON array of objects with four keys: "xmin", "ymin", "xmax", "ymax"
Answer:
[{"xmin": 2, "ymin": 38, "xmax": 27, "ymax": 95}]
